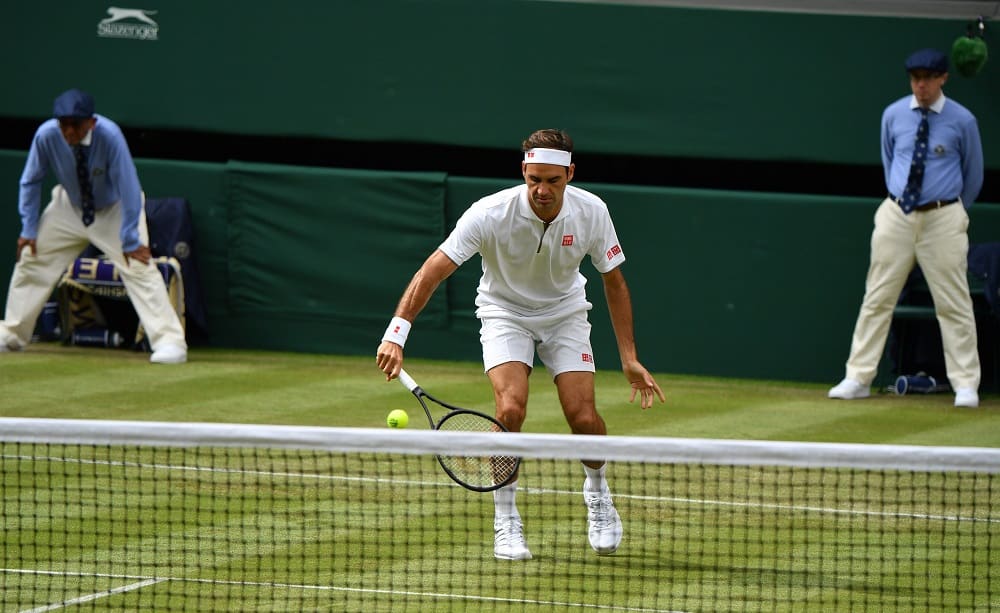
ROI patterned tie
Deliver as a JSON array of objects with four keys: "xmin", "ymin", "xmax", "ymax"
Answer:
[
  {"xmin": 75, "ymin": 145, "xmax": 95, "ymax": 226},
  {"xmin": 898, "ymin": 108, "xmax": 930, "ymax": 213}
]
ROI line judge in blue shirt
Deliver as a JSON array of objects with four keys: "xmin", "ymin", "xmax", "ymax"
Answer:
[
  {"xmin": 830, "ymin": 48, "xmax": 984, "ymax": 407},
  {"xmin": 0, "ymin": 88, "xmax": 187, "ymax": 363}
]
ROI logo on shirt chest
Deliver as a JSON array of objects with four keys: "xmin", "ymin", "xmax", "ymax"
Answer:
[
  {"xmin": 934, "ymin": 144, "xmax": 946, "ymax": 156},
  {"xmin": 561, "ymin": 235, "xmax": 574, "ymax": 246}
]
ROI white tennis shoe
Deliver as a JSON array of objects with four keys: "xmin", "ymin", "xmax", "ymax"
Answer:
[
  {"xmin": 494, "ymin": 516, "xmax": 532, "ymax": 560},
  {"xmin": 584, "ymin": 485, "xmax": 622, "ymax": 555},
  {"xmin": 828, "ymin": 378, "xmax": 870, "ymax": 400},
  {"xmin": 0, "ymin": 333, "xmax": 22, "ymax": 352},
  {"xmin": 150, "ymin": 343, "xmax": 187, "ymax": 364},
  {"xmin": 955, "ymin": 388, "xmax": 980, "ymax": 408}
]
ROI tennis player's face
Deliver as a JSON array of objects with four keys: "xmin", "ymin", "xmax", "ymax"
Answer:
[
  {"xmin": 909, "ymin": 70, "xmax": 947, "ymax": 108},
  {"xmin": 522, "ymin": 162, "xmax": 575, "ymax": 222}
]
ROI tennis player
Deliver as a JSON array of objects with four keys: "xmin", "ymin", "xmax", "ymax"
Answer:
[{"xmin": 376, "ymin": 129, "xmax": 664, "ymax": 560}]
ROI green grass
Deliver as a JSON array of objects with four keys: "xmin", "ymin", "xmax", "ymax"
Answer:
[
  {"xmin": 2, "ymin": 344, "xmax": 999, "ymax": 611},
  {"xmin": 2, "ymin": 343, "xmax": 998, "ymax": 446}
]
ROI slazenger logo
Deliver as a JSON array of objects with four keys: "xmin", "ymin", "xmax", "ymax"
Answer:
[{"xmin": 97, "ymin": 7, "xmax": 159, "ymax": 40}]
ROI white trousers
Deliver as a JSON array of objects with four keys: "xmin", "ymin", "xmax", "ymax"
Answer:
[
  {"xmin": 0, "ymin": 185, "xmax": 187, "ymax": 351},
  {"xmin": 844, "ymin": 198, "xmax": 979, "ymax": 390}
]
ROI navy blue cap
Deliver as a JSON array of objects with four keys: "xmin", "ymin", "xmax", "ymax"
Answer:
[
  {"xmin": 904, "ymin": 48, "xmax": 949, "ymax": 74},
  {"xmin": 52, "ymin": 88, "xmax": 95, "ymax": 119}
]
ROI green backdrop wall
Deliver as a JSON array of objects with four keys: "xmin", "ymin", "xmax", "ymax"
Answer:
[
  {"xmin": 2, "ymin": 150, "xmax": 997, "ymax": 386},
  {"xmin": 1, "ymin": 1, "xmax": 996, "ymax": 168},
  {"xmin": 1, "ymin": 1, "xmax": 996, "ymax": 385}
]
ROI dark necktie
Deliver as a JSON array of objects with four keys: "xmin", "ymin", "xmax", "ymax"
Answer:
[
  {"xmin": 75, "ymin": 145, "xmax": 95, "ymax": 226},
  {"xmin": 899, "ymin": 108, "xmax": 930, "ymax": 213}
]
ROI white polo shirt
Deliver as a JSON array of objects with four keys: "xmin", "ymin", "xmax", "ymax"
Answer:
[{"xmin": 439, "ymin": 184, "xmax": 626, "ymax": 319}]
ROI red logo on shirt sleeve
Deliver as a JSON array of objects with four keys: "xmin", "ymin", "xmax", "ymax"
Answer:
[
  {"xmin": 606, "ymin": 244, "xmax": 622, "ymax": 260},
  {"xmin": 562, "ymin": 235, "xmax": 574, "ymax": 246},
  {"xmin": 582, "ymin": 353, "xmax": 593, "ymax": 363}
]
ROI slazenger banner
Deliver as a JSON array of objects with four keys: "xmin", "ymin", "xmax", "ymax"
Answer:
[{"xmin": 97, "ymin": 7, "xmax": 158, "ymax": 40}]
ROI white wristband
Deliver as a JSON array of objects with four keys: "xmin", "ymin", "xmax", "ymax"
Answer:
[{"xmin": 382, "ymin": 316, "xmax": 412, "ymax": 347}]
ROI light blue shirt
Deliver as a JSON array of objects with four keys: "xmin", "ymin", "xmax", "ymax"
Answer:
[
  {"xmin": 19, "ymin": 113, "xmax": 144, "ymax": 251},
  {"xmin": 881, "ymin": 94, "xmax": 984, "ymax": 209}
]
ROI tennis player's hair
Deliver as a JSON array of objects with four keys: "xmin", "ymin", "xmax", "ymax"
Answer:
[{"xmin": 521, "ymin": 129, "xmax": 574, "ymax": 153}]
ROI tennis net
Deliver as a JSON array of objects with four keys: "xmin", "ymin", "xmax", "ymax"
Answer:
[{"xmin": 1, "ymin": 417, "xmax": 998, "ymax": 612}]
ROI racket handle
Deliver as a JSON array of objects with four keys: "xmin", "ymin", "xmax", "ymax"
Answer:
[{"xmin": 397, "ymin": 369, "xmax": 419, "ymax": 393}]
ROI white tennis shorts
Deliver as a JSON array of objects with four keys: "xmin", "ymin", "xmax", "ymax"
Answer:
[{"xmin": 480, "ymin": 310, "xmax": 595, "ymax": 378}]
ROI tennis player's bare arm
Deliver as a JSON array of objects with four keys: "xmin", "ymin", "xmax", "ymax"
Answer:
[
  {"xmin": 376, "ymin": 249, "xmax": 459, "ymax": 381},
  {"xmin": 602, "ymin": 266, "xmax": 665, "ymax": 409}
]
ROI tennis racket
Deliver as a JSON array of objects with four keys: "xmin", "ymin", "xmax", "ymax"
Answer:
[{"xmin": 397, "ymin": 369, "xmax": 520, "ymax": 492}]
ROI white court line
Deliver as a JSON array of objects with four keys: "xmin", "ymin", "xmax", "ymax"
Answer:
[
  {"xmin": 522, "ymin": 486, "xmax": 1000, "ymax": 524},
  {"xmin": 1, "ymin": 453, "xmax": 449, "ymax": 489},
  {"xmin": 4, "ymin": 569, "xmax": 683, "ymax": 613},
  {"xmin": 16, "ymin": 575, "xmax": 165, "ymax": 613},
  {"xmin": 6, "ymin": 453, "xmax": 999, "ymax": 524}
]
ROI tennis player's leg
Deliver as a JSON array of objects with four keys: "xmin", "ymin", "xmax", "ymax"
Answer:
[
  {"xmin": 540, "ymin": 312, "xmax": 623, "ymax": 555},
  {"xmin": 482, "ymin": 316, "xmax": 535, "ymax": 560},
  {"xmin": 0, "ymin": 186, "xmax": 90, "ymax": 349}
]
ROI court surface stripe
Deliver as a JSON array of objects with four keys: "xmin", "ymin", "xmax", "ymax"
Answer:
[{"xmin": 18, "ymin": 577, "xmax": 166, "ymax": 613}]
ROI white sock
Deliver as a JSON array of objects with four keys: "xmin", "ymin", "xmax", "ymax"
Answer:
[
  {"xmin": 583, "ymin": 463, "xmax": 609, "ymax": 495},
  {"xmin": 493, "ymin": 480, "xmax": 520, "ymax": 519}
]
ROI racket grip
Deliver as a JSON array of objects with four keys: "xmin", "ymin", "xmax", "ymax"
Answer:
[{"xmin": 397, "ymin": 369, "xmax": 419, "ymax": 393}]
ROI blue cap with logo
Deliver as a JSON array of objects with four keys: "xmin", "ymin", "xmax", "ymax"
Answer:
[
  {"xmin": 53, "ymin": 88, "xmax": 95, "ymax": 119},
  {"xmin": 904, "ymin": 48, "xmax": 949, "ymax": 73}
]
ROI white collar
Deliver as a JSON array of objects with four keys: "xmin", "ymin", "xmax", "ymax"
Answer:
[
  {"xmin": 910, "ymin": 94, "xmax": 946, "ymax": 114},
  {"xmin": 518, "ymin": 185, "xmax": 568, "ymax": 223}
]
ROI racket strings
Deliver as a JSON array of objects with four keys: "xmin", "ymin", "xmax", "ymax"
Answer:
[{"xmin": 436, "ymin": 412, "xmax": 518, "ymax": 489}]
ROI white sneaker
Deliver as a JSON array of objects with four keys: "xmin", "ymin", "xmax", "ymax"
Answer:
[
  {"xmin": 0, "ymin": 334, "xmax": 22, "ymax": 352},
  {"xmin": 955, "ymin": 388, "xmax": 980, "ymax": 408},
  {"xmin": 150, "ymin": 343, "xmax": 187, "ymax": 364},
  {"xmin": 828, "ymin": 378, "xmax": 870, "ymax": 400},
  {"xmin": 494, "ymin": 516, "xmax": 531, "ymax": 560},
  {"xmin": 584, "ymin": 487, "xmax": 622, "ymax": 555}
]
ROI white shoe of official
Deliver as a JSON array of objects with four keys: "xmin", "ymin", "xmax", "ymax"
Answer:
[
  {"xmin": 0, "ymin": 334, "xmax": 22, "ymax": 352},
  {"xmin": 955, "ymin": 388, "xmax": 980, "ymax": 408},
  {"xmin": 494, "ymin": 516, "xmax": 532, "ymax": 560},
  {"xmin": 584, "ymin": 484, "xmax": 622, "ymax": 555},
  {"xmin": 828, "ymin": 378, "xmax": 870, "ymax": 400},
  {"xmin": 150, "ymin": 343, "xmax": 187, "ymax": 364}
]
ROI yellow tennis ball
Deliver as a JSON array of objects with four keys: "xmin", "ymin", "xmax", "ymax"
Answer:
[{"xmin": 386, "ymin": 409, "xmax": 409, "ymax": 429}]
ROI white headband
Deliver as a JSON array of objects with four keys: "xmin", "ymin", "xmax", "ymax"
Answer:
[{"xmin": 524, "ymin": 148, "xmax": 572, "ymax": 166}]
